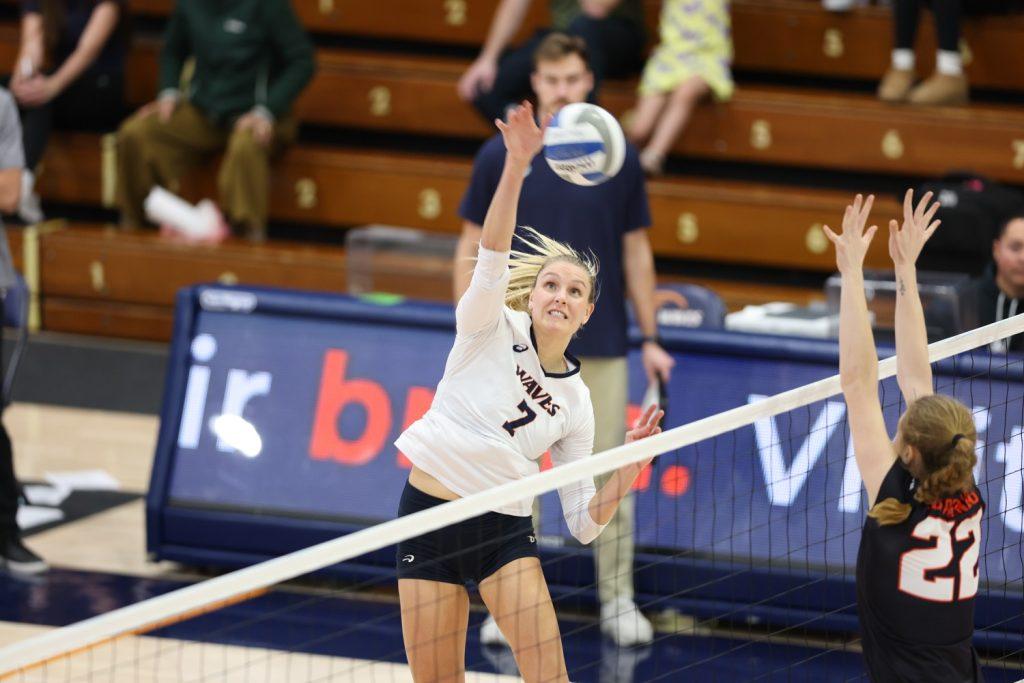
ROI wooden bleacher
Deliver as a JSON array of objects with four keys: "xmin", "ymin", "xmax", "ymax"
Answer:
[
  {"xmin": 37, "ymin": 133, "xmax": 898, "ymax": 273},
  {"xmin": 1, "ymin": 0, "xmax": 1019, "ymax": 340},
  {"xmin": 12, "ymin": 222, "xmax": 826, "ymax": 341},
  {"xmin": 29, "ymin": 133, "xmax": 890, "ymax": 340},
  {"xmin": 52, "ymin": 36, "xmax": 1024, "ymax": 184},
  {"xmin": 121, "ymin": 0, "xmax": 1024, "ymax": 92}
]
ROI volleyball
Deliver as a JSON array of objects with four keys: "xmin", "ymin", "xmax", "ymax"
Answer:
[{"xmin": 543, "ymin": 103, "xmax": 626, "ymax": 186}]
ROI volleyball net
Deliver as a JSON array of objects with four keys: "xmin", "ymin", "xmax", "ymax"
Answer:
[{"xmin": 2, "ymin": 315, "xmax": 1024, "ymax": 682}]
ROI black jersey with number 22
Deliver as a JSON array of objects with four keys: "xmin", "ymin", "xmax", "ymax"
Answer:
[{"xmin": 856, "ymin": 460, "xmax": 985, "ymax": 682}]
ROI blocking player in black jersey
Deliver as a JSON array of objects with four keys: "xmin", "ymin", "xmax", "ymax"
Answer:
[{"xmin": 824, "ymin": 190, "xmax": 985, "ymax": 682}]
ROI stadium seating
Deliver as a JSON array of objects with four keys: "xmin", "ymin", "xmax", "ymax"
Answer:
[
  {"xmin": 35, "ymin": 134, "xmax": 897, "ymax": 273},
  {"xmin": 0, "ymin": 0, "xmax": 1019, "ymax": 340},
  {"xmin": 121, "ymin": 0, "xmax": 1024, "ymax": 91},
  {"xmin": 94, "ymin": 39, "xmax": 1024, "ymax": 184}
]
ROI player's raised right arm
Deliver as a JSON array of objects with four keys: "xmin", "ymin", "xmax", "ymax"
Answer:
[
  {"xmin": 455, "ymin": 102, "xmax": 546, "ymax": 335},
  {"xmin": 479, "ymin": 102, "xmax": 545, "ymax": 252},
  {"xmin": 823, "ymin": 195, "xmax": 894, "ymax": 507}
]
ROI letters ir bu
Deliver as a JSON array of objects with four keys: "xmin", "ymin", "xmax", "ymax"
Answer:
[{"xmin": 177, "ymin": 338, "xmax": 434, "ymax": 467}]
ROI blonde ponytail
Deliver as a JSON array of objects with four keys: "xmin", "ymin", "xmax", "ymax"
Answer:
[
  {"xmin": 867, "ymin": 498, "xmax": 914, "ymax": 526},
  {"xmin": 503, "ymin": 226, "xmax": 599, "ymax": 312}
]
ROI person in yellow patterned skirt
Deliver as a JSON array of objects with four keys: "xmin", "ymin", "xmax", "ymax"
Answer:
[{"xmin": 627, "ymin": 0, "xmax": 734, "ymax": 175}]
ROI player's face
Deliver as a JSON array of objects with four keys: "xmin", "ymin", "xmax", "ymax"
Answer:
[
  {"xmin": 531, "ymin": 54, "xmax": 593, "ymax": 117},
  {"xmin": 993, "ymin": 219, "xmax": 1024, "ymax": 292},
  {"xmin": 529, "ymin": 261, "xmax": 595, "ymax": 338}
]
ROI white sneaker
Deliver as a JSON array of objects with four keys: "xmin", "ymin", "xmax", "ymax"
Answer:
[
  {"xmin": 822, "ymin": 0, "xmax": 867, "ymax": 10},
  {"xmin": 480, "ymin": 614, "xmax": 509, "ymax": 647},
  {"xmin": 17, "ymin": 171, "xmax": 43, "ymax": 224},
  {"xmin": 600, "ymin": 597, "xmax": 653, "ymax": 646}
]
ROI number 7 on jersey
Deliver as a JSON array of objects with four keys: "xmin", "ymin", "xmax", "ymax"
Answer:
[{"xmin": 502, "ymin": 400, "xmax": 537, "ymax": 437}]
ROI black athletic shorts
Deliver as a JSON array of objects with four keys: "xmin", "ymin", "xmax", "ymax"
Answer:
[{"xmin": 395, "ymin": 481, "xmax": 539, "ymax": 586}]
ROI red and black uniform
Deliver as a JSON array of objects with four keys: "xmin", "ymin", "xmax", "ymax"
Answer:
[{"xmin": 857, "ymin": 460, "xmax": 985, "ymax": 682}]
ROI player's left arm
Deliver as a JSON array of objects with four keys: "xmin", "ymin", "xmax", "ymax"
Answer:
[
  {"xmin": 551, "ymin": 402, "xmax": 662, "ymax": 544},
  {"xmin": 623, "ymin": 228, "xmax": 674, "ymax": 383},
  {"xmin": 890, "ymin": 189, "xmax": 942, "ymax": 405},
  {"xmin": 586, "ymin": 404, "xmax": 664, "ymax": 526}
]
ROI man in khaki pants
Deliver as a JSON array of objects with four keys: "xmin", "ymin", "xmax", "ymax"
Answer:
[
  {"xmin": 454, "ymin": 34, "xmax": 675, "ymax": 647},
  {"xmin": 117, "ymin": 0, "xmax": 315, "ymax": 241}
]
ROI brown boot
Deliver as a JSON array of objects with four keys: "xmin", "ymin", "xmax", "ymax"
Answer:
[
  {"xmin": 907, "ymin": 72, "xmax": 969, "ymax": 106},
  {"xmin": 877, "ymin": 68, "xmax": 916, "ymax": 102}
]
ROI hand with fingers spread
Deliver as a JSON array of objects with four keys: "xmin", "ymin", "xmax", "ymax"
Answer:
[
  {"xmin": 495, "ymin": 100, "xmax": 547, "ymax": 165},
  {"xmin": 625, "ymin": 403, "xmax": 665, "ymax": 445},
  {"xmin": 624, "ymin": 403, "xmax": 666, "ymax": 473},
  {"xmin": 889, "ymin": 189, "xmax": 941, "ymax": 269},
  {"xmin": 823, "ymin": 194, "xmax": 878, "ymax": 275}
]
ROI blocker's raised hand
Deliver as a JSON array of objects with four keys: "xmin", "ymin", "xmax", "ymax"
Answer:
[
  {"xmin": 889, "ymin": 189, "xmax": 941, "ymax": 269},
  {"xmin": 495, "ymin": 100, "xmax": 547, "ymax": 164},
  {"xmin": 823, "ymin": 194, "xmax": 878, "ymax": 275}
]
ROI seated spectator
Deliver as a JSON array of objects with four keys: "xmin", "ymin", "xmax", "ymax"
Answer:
[
  {"xmin": 9, "ymin": 0, "xmax": 127, "ymax": 224},
  {"xmin": 878, "ymin": 0, "xmax": 967, "ymax": 105},
  {"xmin": 972, "ymin": 214, "xmax": 1024, "ymax": 352},
  {"xmin": 0, "ymin": 87, "xmax": 45, "ymax": 575},
  {"xmin": 117, "ymin": 0, "xmax": 315, "ymax": 242},
  {"xmin": 627, "ymin": 0, "xmax": 733, "ymax": 175},
  {"xmin": 457, "ymin": 0, "xmax": 646, "ymax": 122}
]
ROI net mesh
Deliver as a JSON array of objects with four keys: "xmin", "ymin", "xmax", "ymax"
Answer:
[{"xmin": 2, "ymin": 322, "xmax": 1024, "ymax": 683}]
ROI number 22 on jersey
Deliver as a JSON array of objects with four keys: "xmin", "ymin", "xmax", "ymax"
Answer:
[{"xmin": 898, "ymin": 508, "xmax": 982, "ymax": 602}]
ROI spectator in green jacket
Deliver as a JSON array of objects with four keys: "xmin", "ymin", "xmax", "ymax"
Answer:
[{"xmin": 116, "ymin": 0, "xmax": 315, "ymax": 241}]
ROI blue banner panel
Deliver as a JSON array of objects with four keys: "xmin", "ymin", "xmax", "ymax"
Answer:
[{"xmin": 149, "ymin": 286, "xmax": 1024, "ymax": 596}]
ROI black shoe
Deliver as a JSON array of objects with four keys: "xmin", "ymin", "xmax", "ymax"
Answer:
[{"xmin": 1, "ymin": 536, "xmax": 48, "ymax": 575}]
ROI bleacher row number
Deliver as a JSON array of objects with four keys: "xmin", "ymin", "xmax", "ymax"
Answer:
[
  {"xmin": 369, "ymin": 87, "xmax": 391, "ymax": 117},
  {"xmin": 750, "ymin": 120, "xmax": 772, "ymax": 150},
  {"xmin": 445, "ymin": 0, "xmax": 468, "ymax": 26},
  {"xmin": 823, "ymin": 29, "xmax": 843, "ymax": 59},
  {"xmin": 1013, "ymin": 140, "xmax": 1024, "ymax": 170},
  {"xmin": 806, "ymin": 224, "xmax": 827, "ymax": 255},
  {"xmin": 295, "ymin": 179, "xmax": 318, "ymax": 209},
  {"xmin": 882, "ymin": 130, "xmax": 904, "ymax": 160},
  {"xmin": 676, "ymin": 213, "xmax": 698, "ymax": 244},
  {"xmin": 89, "ymin": 261, "xmax": 105, "ymax": 293},
  {"xmin": 419, "ymin": 189, "xmax": 441, "ymax": 220}
]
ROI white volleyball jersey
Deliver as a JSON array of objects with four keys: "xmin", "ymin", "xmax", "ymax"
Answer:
[{"xmin": 395, "ymin": 247, "xmax": 605, "ymax": 544}]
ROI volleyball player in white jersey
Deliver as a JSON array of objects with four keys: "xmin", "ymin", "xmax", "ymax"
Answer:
[{"xmin": 394, "ymin": 101, "xmax": 663, "ymax": 683}]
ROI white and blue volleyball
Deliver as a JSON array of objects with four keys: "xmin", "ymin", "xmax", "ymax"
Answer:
[{"xmin": 543, "ymin": 103, "xmax": 625, "ymax": 186}]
